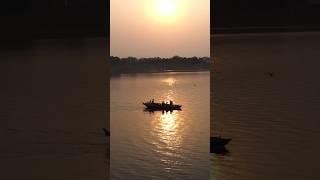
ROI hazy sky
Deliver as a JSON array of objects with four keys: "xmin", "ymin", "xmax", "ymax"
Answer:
[{"xmin": 111, "ymin": 0, "xmax": 210, "ymax": 58}]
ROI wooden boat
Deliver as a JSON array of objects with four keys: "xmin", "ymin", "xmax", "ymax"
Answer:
[{"xmin": 143, "ymin": 101, "xmax": 182, "ymax": 111}]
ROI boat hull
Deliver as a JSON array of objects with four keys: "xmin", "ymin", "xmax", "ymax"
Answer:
[
  {"xmin": 210, "ymin": 137, "xmax": 231, "ymax": 146},
  {"xmin": 143, "ymin": 102, "xmax": 182, "ymax": 111}
]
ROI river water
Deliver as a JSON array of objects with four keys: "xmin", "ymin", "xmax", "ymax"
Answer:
[
  {"xmin": 211, "ymin": 32, "xmax": 320, "ymax": 180},
  {"xmin": 111, "ymin": 72, "xmax": 210, "ymax": 180}
]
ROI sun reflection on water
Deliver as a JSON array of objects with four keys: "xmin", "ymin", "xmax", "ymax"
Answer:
[
  {"xmin": 148, "ymin": 77, "xmax": 187, "ymax": 172},
  {"xmin": 159, "ymin": 112, "xmax": 179, "ymax": 143},
  {"xmin": 151, "ymin": 110, "xmax": 185, "ymax": 172},
  {"xmin": 162, "ymin": 77, "xmax": 176, "ymax": 86}
]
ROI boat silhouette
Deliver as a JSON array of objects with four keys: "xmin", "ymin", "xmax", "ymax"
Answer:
[
  {"xmin": 210, "ymin": 136, "xmax": 231, "ymax": 153},
  {"xmin": 143, "ymin": 100, "xmax": 182, "ymax": 111}
]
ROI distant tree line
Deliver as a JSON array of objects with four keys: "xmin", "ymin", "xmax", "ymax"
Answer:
[
  {"xmin": 110, "ymin": 56, "xmax": 210, "ymax": 64},
  {"xmin": 110, "ymin": 56, "xmax": 211, "ymax": 75}
]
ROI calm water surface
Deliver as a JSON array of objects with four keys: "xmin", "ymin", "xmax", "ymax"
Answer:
[
  {"xmin": 0, "ymin": 39, "xmax": 109, "ymax": 180},
  {"xmin": 211, "ymin": 32, "xmax": 320, "ymax": 180},
  {"xmin": 111, "ymin": 72, "xmax": 209, "ymax": 180}
]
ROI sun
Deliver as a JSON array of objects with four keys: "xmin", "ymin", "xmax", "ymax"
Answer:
[
  {"xmin": 145, "ymin": 0, "xmax": 181, "ymax": 24},
  {"xmin": 155, "ymin": 0, "xmax": 177, "ymax": 17}
]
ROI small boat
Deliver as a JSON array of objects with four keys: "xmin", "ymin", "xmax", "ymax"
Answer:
[
  {"xmin": 210, "ymin": 136, "xmax": 231, "ymax": 154},
  {"xmin": 143, "ymin": 100, "xmax": 182, "ymax": 111},
  {"xmin": 210, "ymin": 136, "xmax": 231, "ymax": 147}
]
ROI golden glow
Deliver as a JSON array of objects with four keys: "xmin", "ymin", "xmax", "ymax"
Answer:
[
  {"xmin": 150, "ymin": 90, "xmax": 183, "ymax": 154},
  {"xmin": 150, "ymin": 110, "xmax": 185, "ymax": 167},
  {"xmin": 111, "ymin": 0, "xmax": 210, "ymax": 58},
  {"xmin": 156, "ymin": 111, "xmax": 182, "ymax": 150},
  {"xmin": 162, "ymin": 77, "xmax": 176, "ymax": 86},
  {"xmin": 148, "ymin": 0, "xmax": 180, "ymax": 23},
  {"xmin": 155, "ymin": 0, "xmax": 177, "ymax": 17},
  {"xmin": 160, "ymin": 112, "xmax": 177, "ymax": 136}
]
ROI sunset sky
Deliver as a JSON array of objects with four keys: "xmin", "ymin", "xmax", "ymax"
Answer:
[{"xmin": 111, "ymin": 0, "xmax": 210, "ymax": 58}]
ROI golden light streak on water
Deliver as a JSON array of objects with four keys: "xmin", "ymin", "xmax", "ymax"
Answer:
[{"xmin": 162, "ymin": 77, "xmax": 176, "ymax": 86}]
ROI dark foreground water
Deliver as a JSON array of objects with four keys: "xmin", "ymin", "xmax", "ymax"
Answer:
[
  {"xmin": 0, "ymin": 39, "xmax": 109, "ymax": 180},
  {"xmin": 211, "ymin": 32, "xmax": 320, "ymax": 180},
  {"xmin": 111, "ymin": 72, "xmax": 210, "ymax": 180}
]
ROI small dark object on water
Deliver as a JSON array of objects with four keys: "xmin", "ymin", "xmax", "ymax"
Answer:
[
  {"xmin": 143, "ymin": 100, "xmax": 182, "ymax": 111},
  {"xmin": 210, "ymin": 136, "xmax": 231, "ymax": 153},
  {"xmin": 268, "ymin": 72, "xmax": 274, "ymax": 77},
  {"xmin": 102, "ymin": 128, "xmax": 110, "ymax": 136}
]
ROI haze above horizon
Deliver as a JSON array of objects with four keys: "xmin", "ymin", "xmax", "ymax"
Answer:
[{"xmin": 111, "ymin": 0, "xmax": 210, "ymax": 58}]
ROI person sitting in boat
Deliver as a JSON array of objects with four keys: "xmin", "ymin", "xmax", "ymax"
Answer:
[
  {"xmin": 170, "ymin": 100, "xmax": 173, "ymax": 105},
  {"xmin": 162, "ymin": 101, "xmax": 164, "ymax": 106},
  {"xmin": 152, "ymin": 99, "xmax": 154, "ymax": 103}
]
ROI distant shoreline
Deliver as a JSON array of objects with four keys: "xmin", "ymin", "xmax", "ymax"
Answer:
[
  {"xmin": 110, "ymin": 69, "xmax": 209, "ymax": 77},
  {"xmin": 111, "ymin": 68, "xmax": 210, "ymax": 76},
  {"xmin": 212, "ymin": 26, "xmax": 320, "ymax": 35},
  {"xmin": 110, "ymin": 56, "xmax": 211, "ymax": 75}
]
